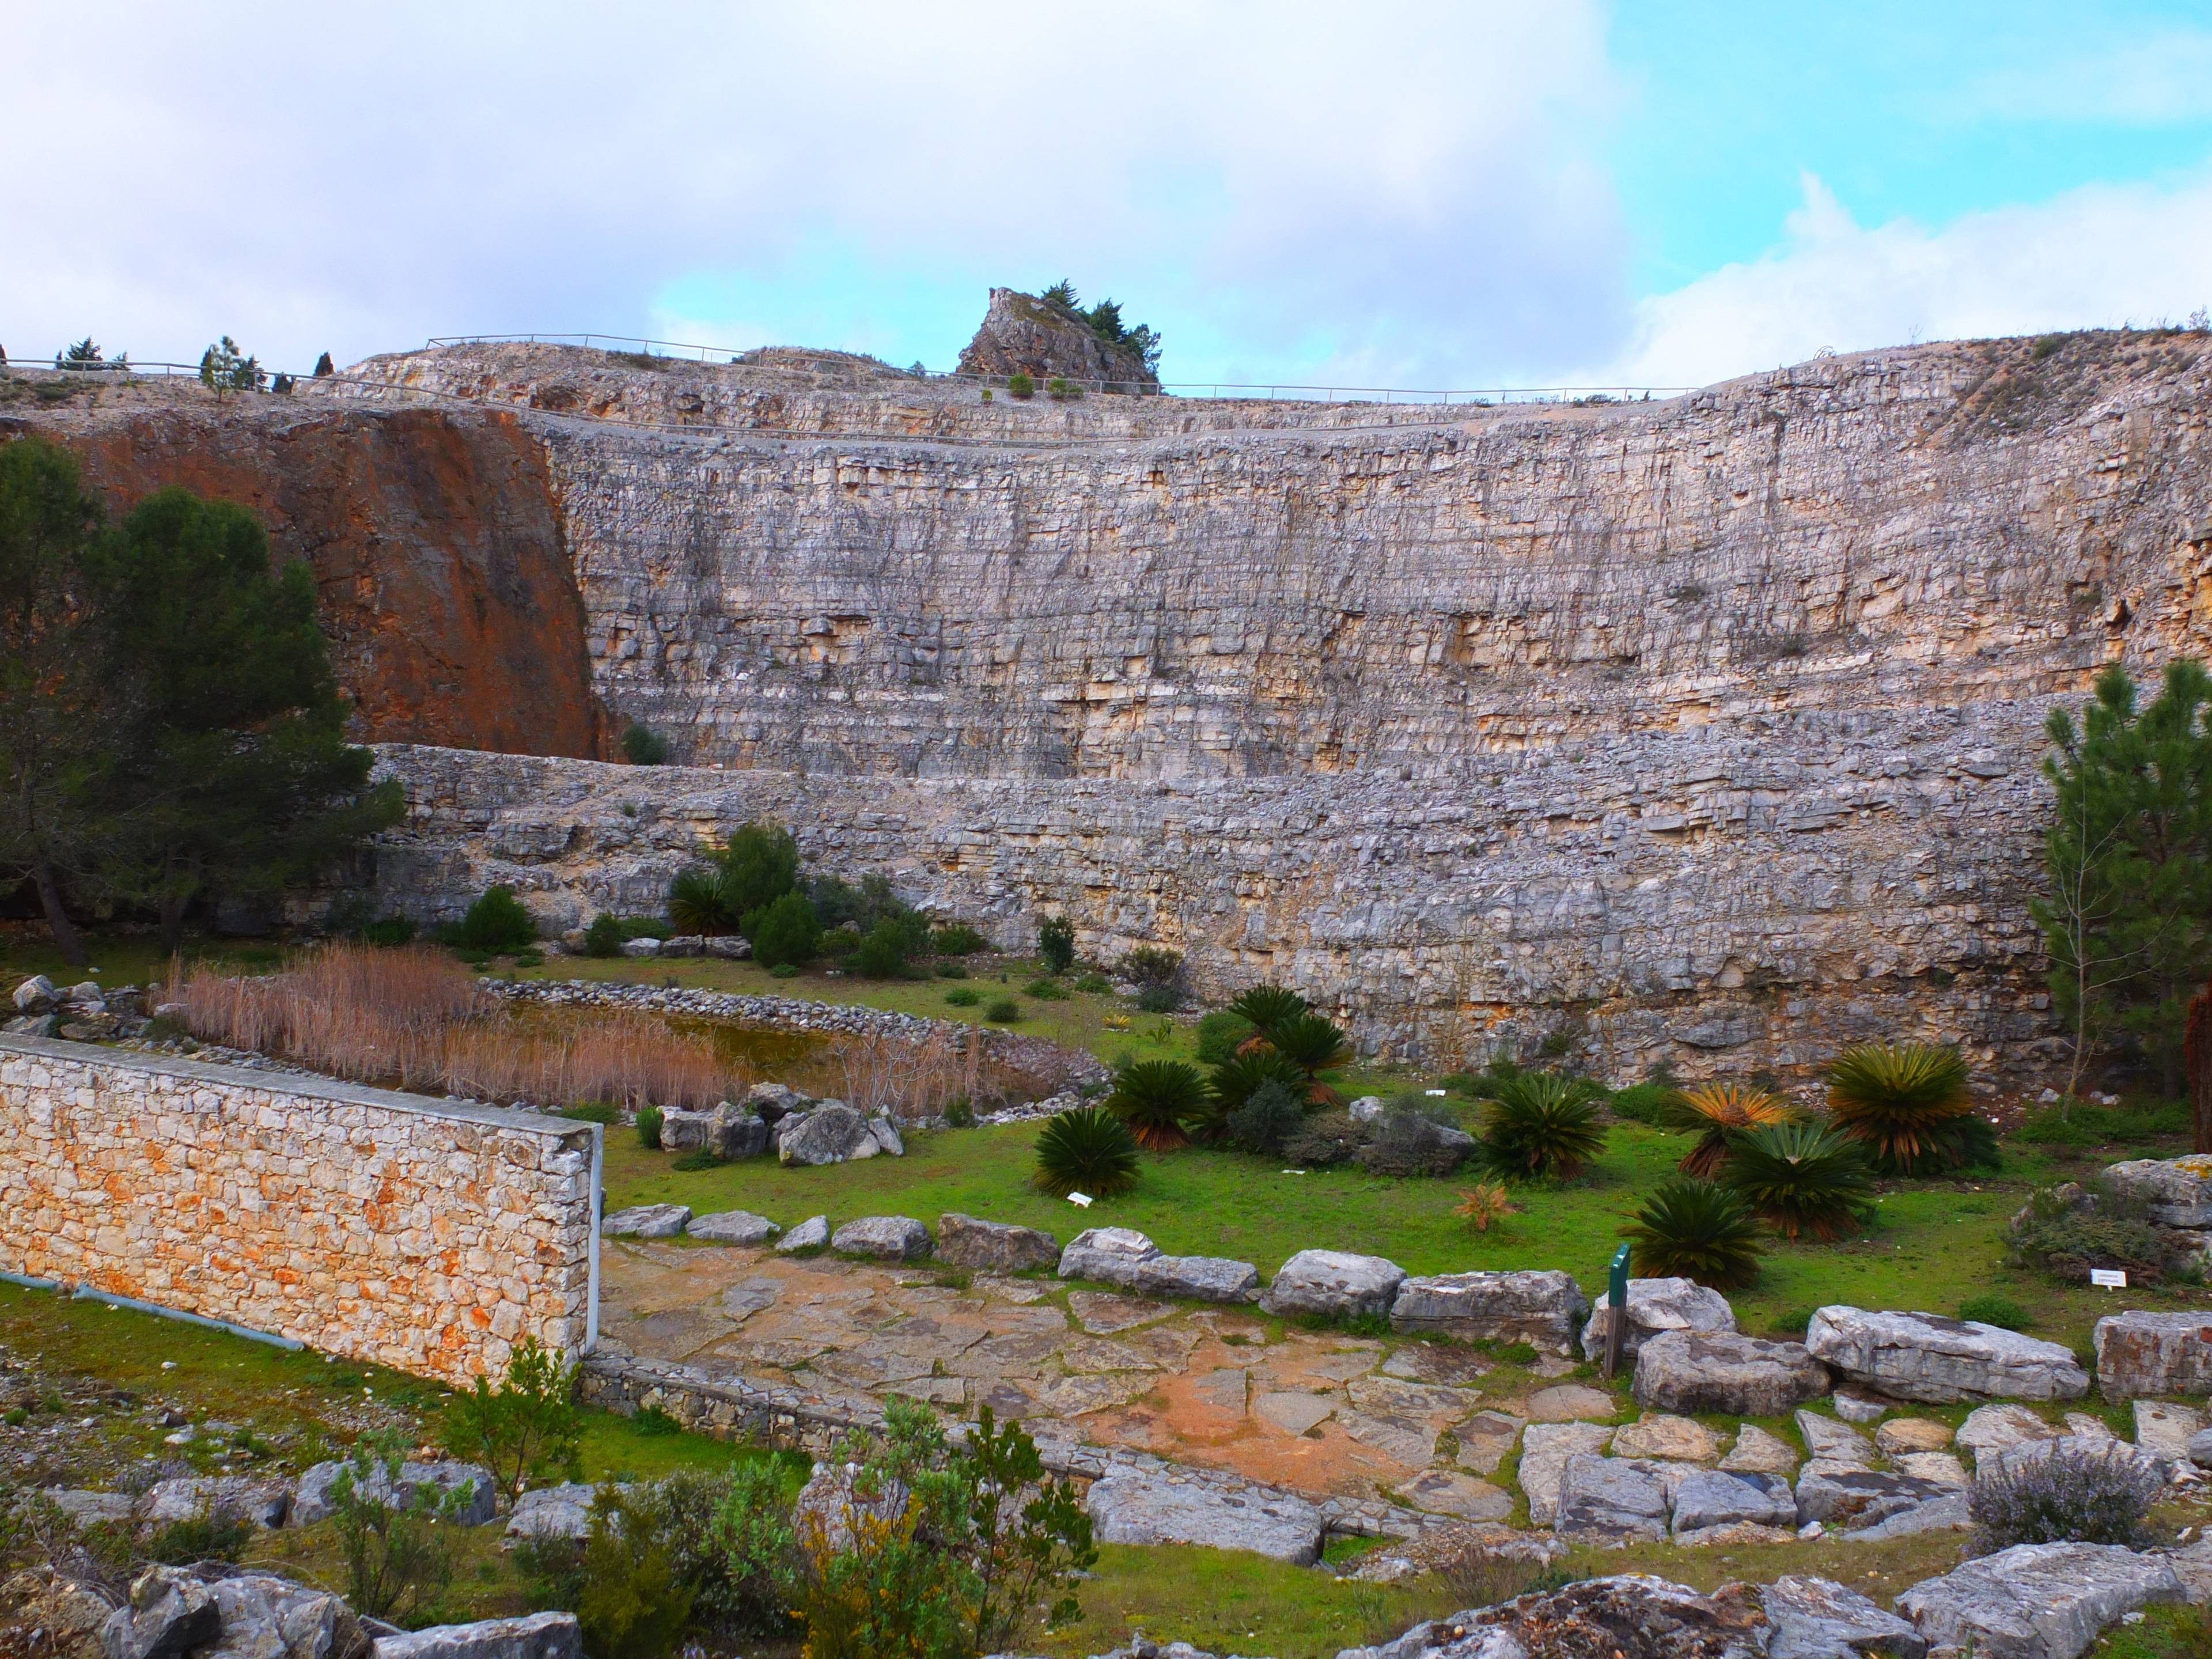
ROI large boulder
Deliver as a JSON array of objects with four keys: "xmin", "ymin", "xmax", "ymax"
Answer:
[
  {"xmin": 777, "ymin": 1104, "xmax": 877, "ymax": 1166},
  {"xmin": 100, "ymin": 1568, "xmax": 219, "ymax": 1659},
  {"xmin": 137, "ymin": 1476, "xmax": 291, "ymax": 1530},
  {"xmin": 1957, "ymin": 1403, "xmax": 2061, "ymax": 1465},
  {"xmin": 1895, "ymin": 1541, "xmax": 2183, "ymax": 1659},
  {"xmin": 830, "ymin": 1215, "xmax": 931, "ymax": 1262},
  {"xmin": 2093, "ymin": 1309, "xmax": 2212, "ymax": 1399},
  {"xmin": 1083, "ymin": 1467, "xmax": 1323, "ymax": 1565},
  {"xmin": 201, "ymin": 1573, "xmax": 362, "ymax": 1659},
  {"xmin": 1806, "ymin": 1306, "xmax": 2090, "ymax": 1403},
  {"xmin": 654, "ymin": 1107, "xmax": 716, "ymax": 1153},
  {"xmin": 506, "ymin": 1484, "xmax": 600, "ymax": 1540},
  {"xmin": 1671, "ymin": 1469, "xmax": 1794, "ymax": 1537},
  {"xmin": 687, "ymin": 1210, "xmax": 781, "ymax": 1246},
  {"xmin": 13, "ymin": 975, "xmax": 58, "ymax": 1014},
  {"xmin": 370, "ymin": 1613, "xmax": 582, "ymax": 1659},
  {"xmin": 290, "ymin": 1460, "xmax": 496, "ymax": 1529},
  {"xmin": 599, "ymin": 1203, "xmax": 690, "ymax": 1239},
  {"xmin": 1793, "ymin": 1465, "xmax": 1956, "ymax": 1531},
  {"xmin": 1760, "ymin": 1577, "xmax": 1927, "ymax": 1659},
  {"xmin": 1388, "ymin": 1270, "xmax": 1590, "ymax": 1356},
  {"xmin": 1518, "ymin": 1422, "xmax": 1615, "ymax": 1527},
  {"xmin": 1259, "ymin": 1249, "xmax": 1406, "ymax": 1321},
  {"xmin": 1633, "ymin": 1331, "xmax": 1830, "ymax": 1418},
  {"xmin": 935, "ymin": 1213, "xmax": 1058, "ymax": 1272},
  {"xmin": 2103, "ymin": 1156, "xmax": 2212, "ymax": 1227},
  {"xmin": 1056, "ymin": 1228, "xmax": 1258, "ymax": 1304},
  {"xmin": 1555, "ymin": 1455, "xmax": 1670, "ymax": 1540},
  {"xmin": 1580, "ymin": 1278, "xmax": 1738, "ymax": 1363}
]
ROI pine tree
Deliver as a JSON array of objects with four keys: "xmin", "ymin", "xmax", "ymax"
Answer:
[
  {"xmin": 313, "ymin": 352, "xmax": 335, "ymax": 378},
  {"xmin": 2033, "ymin": 661, "xmax": 2212, "ymax": 1103}
]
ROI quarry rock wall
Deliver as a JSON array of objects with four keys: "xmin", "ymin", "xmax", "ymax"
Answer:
[{"xmin": 0, "ymin": 1034, "xmax": 599, "ymax": 1384}]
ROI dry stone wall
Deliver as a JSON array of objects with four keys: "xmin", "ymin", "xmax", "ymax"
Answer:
[{"xmin": 0, "ymin": 1034, "xmax": 598, "ymax": 1385}]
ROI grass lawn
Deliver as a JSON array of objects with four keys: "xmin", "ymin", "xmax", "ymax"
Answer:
[{"xmin": 607, "ymin": 1119, "xmax": 2212, "ymax": 1354}]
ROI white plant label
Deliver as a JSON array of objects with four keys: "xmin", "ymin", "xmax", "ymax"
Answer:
[
  {"xmin": 1067, "ymin": 1192, "xmax": 1093, "ymax": 1208},
  {"xmin": 2090, "ymin": 1268, "xmax": 2128, "ymax": 1289}
]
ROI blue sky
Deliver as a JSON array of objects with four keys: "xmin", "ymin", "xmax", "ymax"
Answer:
[{"xmin": 9, "ymin": 1, "xmax": 2212, "ymax": 389}]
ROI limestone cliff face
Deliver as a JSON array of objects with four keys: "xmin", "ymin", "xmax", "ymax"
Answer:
[
  {"xmin": 955, "ymin": 287, "xmax": 1157, "ymax": 387},
  {"xmin": 2, "ymin": 380, "xmax": 609, "ymax": 759}
]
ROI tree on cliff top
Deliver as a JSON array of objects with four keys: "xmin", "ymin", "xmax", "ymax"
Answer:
[
  {"xmin": 0, "ymin": 435, "xmax": 398, "ymax": 961},
  {"xmin": 2033, "ymin": 660, "xmax": 2212, "ymax": 1111},
  {"xmin": 1036, "ymin": 280, "xmax": 1164, "ymax": 376}
]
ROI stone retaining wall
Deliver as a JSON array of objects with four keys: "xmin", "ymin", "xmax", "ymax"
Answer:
[{"xmin": 0, "ymin": 1035, "xmax": 600, "ymax": 1385}]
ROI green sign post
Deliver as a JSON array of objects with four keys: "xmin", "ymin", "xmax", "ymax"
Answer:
[{"xmin": 1603, "ymin": 1243, "xmax": 1631, "ymax": 1379}]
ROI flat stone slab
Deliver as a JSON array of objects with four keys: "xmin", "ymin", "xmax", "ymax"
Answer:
[
  {"xmin": 1525, "ymin": 1383, "xmax": 1617, "ymax": 1422},
  {"xmin": 1893, "ymin": 1452, "xmax": 1968, "ymax": 1487},
  {"xmin": 775, "ymin": 1215, "xmax": 830, "ymax": 1253},
  {"xmin": 371, "ymin": 1612, "xmax": 582, "ymax": 1659},
  {"xmin": 1579, "ymin": 1276, "xmax": 1737, "ymax": 1363},
  {"xmin": 1259, "ymin": 1249, "xmax": 1405, "ymax": 1321},
  {"xmin": 1719, "ymin": 1423, "xmax": 1801, "ymax": 1476},
  {"xmin": 1252, "ymin": 1391, "xmax": 1336, "ymax": 1435},
  {"xmin": 2134, "ymin": 1399, "xmax": 2204, "ymax": 1461},
  {"xmin": 1612, "ymin": 1412, "xmax": 1724, "ymax": 1463},
  {"xmin": 1795, "ymin": 1411, "xmax": 1876, "ymax": 1468},
  {"xmin": 687, "ymin": 1210, "xmax": 780, "ymax": 1246},
  {"xmin": 1762, "ymin": 1575, "xmax": 1927, "ymax": 1659},
  {"xmin": 1875, "ymin": 1417, "xmax": 1955, "ymax": 1456},
  {"xmin": 935, "ymin": 1213, "xmax": 1058, "ymax": 1272},
  {"xmin": 1397, "ymin": 1468, "xmax": 1514, "ymax": 1521},
  {"xmin": 1556, "ymin": 1453, "xmax": 1670, "ymax": 1540},
  {"xmin": 1389, "ymin": 1269, "xmax": 1589, "ymax": 1356},
  {"xmin": 1896, "ymin": 1541, "xmax": 2184, "ymax": 1659},
  {"xmin": 1671, "ymin": 1468, "xmax": 1794, "ymax": 1536},
  {"xmin": 2094, "ymin": 1309, "xmax": 2212, "ymax": 1400},
  {"xmin": 1058, "ymin": 1228, "xmax": 1259, "ymax": 1304},
  {"xmin": 138, "ymin": 1476, "xmax": 291, "ymax": 1529},
  {"xmin": 1084, "ymin": 1466, "xmax": 1325, "ymax": 1564},
  {"xmin": 506, "ymin": 1483, "xmax": 600, "ymax": 1539},
  {"xmin": 1957, "ymin": 1403, "xmax": 2059, "ymax": 1465},
  {"xmin": 1793, "ymin": 1465, "xmax": 1953, "ymax": 1531},
  {"xmin": 1520, "ymin": 1422, "xmax": 1614, "ymax": 1526},
  {"xmin": 1634, "ymin": 1330, "xmax": 1830, "ymax": 1418},
  {"xmin": 43, "ymin": 1488, "xmax": 136, "ymax": 1525},
  {"xmin": 1807, "ymin": 1306, "xmax": 2089, "ymax": 1403},
  {"xmin": 830, "ymin": 1215, "xmax": 931, "ymax": 1260},
  {"xmin": 601, "ymin": 1203, "xmax": 690, "ymax": 1239}
]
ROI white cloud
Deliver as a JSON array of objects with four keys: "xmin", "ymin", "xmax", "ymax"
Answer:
[
  {"xmin": 1594, "ymin": 169, "xmax": 2212, "ymax": 389},
  {"xmin": 0, "ymin": 1, "xmax": 1626, "ymax": 384}
]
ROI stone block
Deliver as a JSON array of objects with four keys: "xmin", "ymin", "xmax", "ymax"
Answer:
[
  {"xmin": 1633, "ymin": 1330, "xmax": 1830, "ymax": 1418},
  {"xmin": 600, "ymin": 1204, "xmax": 690, "ymax": 1239},
  {"xmin": 1556, "ymin": 1454, "xmax": 1669, "ymax": 1540},
  {"xmin": 935, "ymin": 1213, "xmax": 1058, "ymax": 1272},
  {"xmin": 203, "ymin": 1573, "xmax": 361, "ymax": 1659},
  {"xmin": 101, "ymin": 1567, "xmax": 219, "ymax": 1659},
  {"xmin": 1895, "ymin": 1541, "xmax": 2183, "ymax": 1659},
  {"xmin": 1258, "ymin": 1249, "xmax": 1406, "ymax": 1321},
  {"xmin": 1806, "ymin": 1306, "xmax": 2089, "ymax": 1403},
  {"xmin": 1719, "ymin": 1424, "xmax": 1801, "ymax": 1476},
  {"xmin": 1612, "ymin": 1413, "xmax": 1724, "ymax": 1463},
  {"xmin": 1794, "ymin": 1411, "xmax": 1876, "ymax": 1468},
  {"xmin": 2134, "ymin": 1399, "xmax": 2204, "ymax": 1461},
  {"xmin": 1578, "ymin": 1276, "xmax": 1737, "ymax": 1363},
  {"xmin": 138, "ymin": 1476, "xmax": 291, "ymax": 1530},
  {"xmin": 291, "ymin": 1460, "xmax": 496, "ymax": 1528},
  {"xmin": 1957, "ymin": 1403, "xmax": 2059, "ymax": 1466},
  {"xmin": 1671, "ymin": 1468, "xmax": 1794, "ymax": 1536},
  {"xmin": 370, "ymin": 1612, "xmax": 582, "ymax": 1659},
  {"xmin": 687, "ymin": 1210, "xmax": 780, "ymax": 1246},
  {"xmin": 778, "ymin": 1104, "xmax": 876, "ymax": 1166},
  {"xmin": 1388, "ymin": 1269, "xmax": 1590, "ymax": 1355},
  {"xmin": 2104, "ymin": 1157, "xmax": 2212, "ymax": 1228},
  {"xmin": 1761, "ymin": 1575, "xmax": 1927, "ymax": 1659},
  {"xmin": 1793, "ymin": 1466, "xmax": 1953, "ymax": 1531},
  {"xmin": 1084, "ymin": 1468, "xmax": 1324, "ymax": 1564},
  {"xmin": 776, "ymin": 1215, "xmax": 830, "ymax": 1253},
  {"xmin": 830, "ymin": 1215, "xmax": 931, "ymax": 1261},
  {"xmin": 506, "ymin": 1484, "xmax": 599, "ymax": 1540},
  {"xmin": 2094, "ymin": 1310, "xmax": 2212, "ymax": 1400},
  {"xmin": 1519, "ymin": 1422, "xmax": 1614, "ymax": 1526}
]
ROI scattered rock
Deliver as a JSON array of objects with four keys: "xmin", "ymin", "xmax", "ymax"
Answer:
[
  {"xmin": 1893, "ymin": 1452, "xmax": 1969, "ymax": 1487},
  {"xmin": 1084, "ymin": 1467, "xmax": 1324, "ymax": 1565},
  {"xmin": 1956, "ymin": 1403, "xmax": 2059, "ymax": 1466},
  {"xmin": 1612, "ymin": 1414, "xmax": 1724, "ymax": 1463},
  {"xmin": 1794, "ymin": 1411, "xmax": 1876, "ymax": 1468},
  {"xmin": 1390, "ymin": 1270, "xmax": 1590, "ymax": 1356},
  {"xmin": 600, "ymin": 1203, "xmax": 690, "ymax": 1239},
  {"xmin": 1525, "ymin": 1384, "xmax": 1618, "ymax": 1423},
  {"xmin": 618, "ymin": 938, "xmax": 660, "ymax": 959},
  {"xmin": 1671, "ymin": 1468, "xmax": 1795, "ymax": 1537},
  {"xmin": 745, "ymin": 1082, "xmax": 808, "ymax": 1119},
  {"xmin": 687, "ymin": 1210, "xmax": 781, "ymax": 1246},
  {"xmin": 1349, "ymin": 1095, "xmax": 1386, "ymax": 1123},
  {"xmin": 2134, "ymin": 1399, "xmax": 2204, "ymax": 1462},
  {"xmin": 13, "ymin": 975, "xmax": 58, "ymax": 1014},
  {"xmin": 1792, "ymin": 1466, "xmax": 1953, "ymax": 1531},
  {"xmin": 2093, "ymin": 1310, "xmax": 2212, "ymax": 1400},
  {"xmin": 1397, "ymin": 1469, "xmax": 1514, "ymax": 1522},
  {"xmin": 1518, "ymin": 1422, "xmax": 1614, "ymax": 1526},
  {"xmin": 1896, "ymin": 1541, "xmax": 2184, "ymax": 1659},
  {"xmin": 1260, "ymin": 1249, "xmax": 1406, "ymax": 1321},
  {"xmin": 868, "ymin": 1115, "xmax": 905, "ymax": 1157},
  {"xmin": 1830, "ymin": 1393, "xmax": 1887, "ymax": 1425},
  {"xmin": 2191, "ymin": 1426, "xmax": 2212, "ymax": 1471},
  {"xmin": 654, "ymin": 1107, "xmax": 717, "ymax": 1153},
  {"xmin": 1634, "ymin": 1331, "xmax": 1830, "ymax": 1418},
  {"xmin": 935, "ymin": 1213, "xmax": 1058, "ymax": 1273},
  {"xmin": 370, "ymin": 1612, "xmax": 582, "ymax": 1659},
  {"xmin": 506, "ymin": 1484, "xmax": 599, "ymax": 1539},
  {"xmin": 776, "ymin": 1215, "xmax": 830, "ymax": 1253},
  {"xmin": 44, "ymin": 1489, "xmax": 137, "ymax": 1525},
  {"xmin": 1425, "ymin": 1573, "xmax": 1774, "ymax": 1659},
  {"xmin": 138, "ymin": 1476, "xmax": 291, "ymax": 1530},
  {"xmin": 1578, "ymin": 1277, "xmax": 1737, "ymax": 1363},
  {"xmin": 1556, "ymin": 1454, "xmax": 1671, "ymax": 1540},
  {"xmin": 1760, "ymin": 1575, "xmax": 1927, "ymax": 1659},
  {"xmin": 1874, "ymin": 1418, "xmax": 1955, "ymax": 1456},
  {"xmin": 830, "ymin": 1215, "xmax": 931, "ymax": 1262},
  {"xmin": 778, "ymin": 1103, "xmax": 878, "ymax": 1166},
  {"xmin": 2, "ymin": 1565, "xmax": 114, "ymax": 1659},
  {"xmin": 291, "ymin": 1460, "xmax": 497, "ymax": 1528},
  {"xmin": 2104, "ymin": 1157, "xmax": 2212, "ymax": 1227},
  {"xmin": 1058, "ymin": 1229, "xmax": 1259, "ymax": 1304},
  {"xmin": 100, "ymin": 1567, "xmax": 220, "ymax": 1659},
  {"xmin": 1719, "ymin": 1424, "xmax": 1801, "ymax": 1476},
  {"xmin": 201, "ymin": 1573, "xmax": 362, "ymax": 1659},
  {"xmin": 1058, "ymin": 1226, "xmax": 1158, "ymax": 1286},
  {"xmin": 1806, "ymin": 1307, "xmax": 2089, "ymax": 1403}
]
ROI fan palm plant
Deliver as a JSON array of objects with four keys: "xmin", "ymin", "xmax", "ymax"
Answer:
[
  {"xmin": 1622, "ymin": 1179, "xmax": 1763, "ymax": 1290},
  {"xmin": 1107, "ymin": 1059, "xmax": 1208, "ymax": 1151},
  {"xmin": 1825, "ymin": 1042, "xmax": 1979, "ymax": 1175},
  {"xmin": 1227, "ymin": 986, "xmax": 1310, "ymax": 1045},
  {"xmin": 1476, "ymin": 1073, "xmax": 1607, "ymax": 1179},
  {"xmin": 1270, "ymin": 1012, "xmax": 1353, "ymax": 1083},
  {"xmin": 1722, "ymin": 1120, "xmax": 1876, "ymax": 1240},
  {"xmin": 1661, "ymin": 1082, "xmax": 1797, "ymax": 1177},
  {"xmin": 1033, "ymin": 1107, "xmax": 1141, "ymax": 1198},
  {"xmin": 1201, "ymin": 1048, "xmax": 1309, "ymax": 1139},
  {"xmin": 666, "ymin": 866, "xmax": 738, "ymax": 934}
]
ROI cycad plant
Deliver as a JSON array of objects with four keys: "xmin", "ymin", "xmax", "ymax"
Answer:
[
  {"xmin": 1108, "ymin": 1059, "xmax": 1208, "ymax": 1151},
  {"xmin": 1722, "ymin": 1120, "xmax": 1876, "ymax": 1240},
  {"xmin": 1205, "ymin": 1048, "xmax": 1311, "ymax": 1135},
  {"xmin": 1661, "ymin": 1082, "xmax": 1796, "ymax": 1177},
  {"xmin": 1825, "ymin": 1042, "xmax": 1985, "ymax": 1175},
  {"xmin": 1270, "ymin": 1013, "xmax": 1353, "ymax": 1104},
  {"xmin": 1033, "ymin": 1107, "xmax": 1141, "ymax": 1198},
  {"xmin": 1622, "ymin": 1179, "xmax": 1763, "ymax": 1290},
  {"xmin": 666, "ymin": 866, "xmax": 738, "ymax": 935},
  {"xmin": 1476, "ymin": 1073, "xmax": 1607, "ymax": 1179},
  {"xmin": 1227, "ymin": 986, "xmax": 1310, "ymax": 1044}
]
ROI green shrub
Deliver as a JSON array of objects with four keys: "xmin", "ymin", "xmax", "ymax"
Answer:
[
  {"xmin": 1226, "ymin": 1078, "xmax": 1305, "ymax": 1157},
  {"xmin": 2015, "ymin": 1100, "xmax": 2190, "ymax": 1146},
  {"xmin": 672, "ymin": 1150, "xmax": 722, "ymax": 1172},
  {"xmin": 747, "ymin": 891, "xmax": 821, "ymax": 969},
  {"xmin": 769, "ymin": 961, "xmax": 800, "ymax": 979},
  {"xmin": 441, "ymin": 1335, "xmax": 582, "ymax": 1502},
  {"xmin": 1120, "ymin": 945, "xmax": 1183, "ymax": 991},
  {"xmin": 447, "ymin": 886, "xmax": 536, "ymax": 953},
  {"xmin": 1109, "ymin": 1059, "xmax": 1207, "ymax": 1150},
  {"xmin": 1722, "ymin": 1120, "xmax": 1874, "ymax": 1240},
  {"xmin": 636, "ymin": 1106, "xmax": 664, "ymax": 1150},
  {"xmin": 1209, "ymin": 1048, "xmax": 1310, "ymax": 1123},
  {"xmin": 1133, "ymin": 984, "xmax": 1179, "ymax": 1013},
  {"xmin": 1025, "ymin": 976, "xmax": 1070, "ymax": 1001},
  {"xmin": 620, "ymin": 724, "xmax": 669, "ymax": 765},
  {"xmin": 1769, "ymin": 1306, "xmax": 1816, "ymax": 1335},
  {"xmin": 1281, "ymin": 1107, "xmax": 1360, "ymax": 1168},
  {"xmin": 1825, "ymin": 1041, "xmax": 1987, "ymax": 1175},
  {"xmin": 1073, "ymin": 972, "xmax": 1112, "ymax": 994},
  {"xmin": 850, "ymin": 919, "xmax": 914, "ymax": 979},
  {"xmin": 144, "ymin": 1513, "xmax": 252, "ymax": 1565},
  {"xmin": 944, "ymin": 1096, "xmax": 975, "ymax": 1129},
  {"xmin": 819, "ymin": 927, "xmax": 859, "ymax": 959},
  {"xmin": 1034, "ymin": 1106, "xmax": 1141, "ymax": 1197},
  {"xmin": 931, "ymin": 923, "xmax": 988, "ymax": 956},
  {"xmin": 1037, "ymin": 915, "xmax": 1076, "ymax": 974},
  {"xmin": 1356, "ymin": 1097, "xmax": 1472, "ymax": 1178},
  {"xmin": 703, "ymin": 1463, "xmax": 805, "ymax": 1640},
  {"xmin": 578, "ymin": 1488, "xmax": 697, "ymax": 1659},
  {"xmin": 1195, "ymin": 1010, "xmax": 1257, "ymax": 1066},
  {"xmin": 1476, "ymin": 1073, "xmax": 1606, "ymax": 1179},
  {"xmin": 560, "ymin": 1102, "xmax": 621, "ymax": 1126},
  {"xmin": 984, "ymin": 996, "xmax": 1022, "ymax": 1022},
  {"xmin": 935, "ymin": 960, "xmax": 970, "ymax": 979},
  {"xmin": 584, "ymin": 915, "xmax": 626, "ymax": 957},
  {"xmin": 718, "ymin": 823, "xmax": 801, "ymax": 916},
  {"xmin": 328, "ymin": 1430, "xmax": 461, "ymax": 1623},
  {"xmin": 945, "ymin": 986, "xmax": 982, "ymax": 1007},
  {"xmin": 1959, "ymin": 1293, "xmax": 2035, "ymax": 1330},
  {"xmin": 1007, "ymin": 372, "xmax": 1035, "ymax": 399},
  {"xmin": 668, "ymin": 868, "xmax": 737, "ymax": 935},
  {"xmin": 1622, "ymin": 1179, "xmax": 1763, "ymax": 1290},
  {"xmin": 1608, "ymin": 1081, "xmax": 1673, "ymax": 1124},
  {"xmin": 2006, "ymin": 1183, "xmax": 2183, "ymax": 1284},
  {"xmin": 1971, "ymin": 1442, "xmax": 2161, "ymax": 1551},
  {"xmin": 1047, "ymin": 376, "xmax": 1081, "ymax": 400}
]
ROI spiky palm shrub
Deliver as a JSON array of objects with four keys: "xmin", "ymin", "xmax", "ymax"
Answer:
[
  {"xmin": 1476, "ymin": 1073, "xmax": 1607, "ymax": 1179},
  {"xmin": 1108, "ymin": 1059, "xmax": 1207, "ymax": 1151},
  {"xmin": 666, "ymin": 867, "xmax": 737, "ymax": 935},
  {"xmin": 1826, "ymin": 1042, "xmax": 1980, "ymax": 1175},
  {"xmin": 1227, "ymin": 986, "xmax": 1310, "ymax": 1044},
  {"xmin": 1271, "ymin": 1012, "xmax": 1351, "ymax": 1076},
  {"xmin": 1205, "ymin": 1048, "xmax": 1312, "ymax": 1135},
  {"xmin": 1623, "ymin": 1179, "xmax": 1763, "ymax": 1290},
  {"xmin": 1033, "ymin": 1107, "xmax": 1141, "ymax": 1198},
  {"xmin": 1722, "ymin": 1120, "xmax": 1875, "ymax": 1240},
  {"xmin": 1661, "ymin": 1082, "xmax": 1796, "ymax": 1177}
]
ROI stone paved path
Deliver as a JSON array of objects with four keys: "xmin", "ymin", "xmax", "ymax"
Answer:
[{"xmin": 600, "ymin": 1239, "xmax": 1551, "ymax": 1517}]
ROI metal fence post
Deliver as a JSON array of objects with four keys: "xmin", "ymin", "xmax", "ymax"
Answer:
[{"xmin": 1603, "ymin": 1243, "xmax": 1631, "ymax": 1380}]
